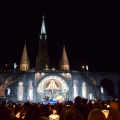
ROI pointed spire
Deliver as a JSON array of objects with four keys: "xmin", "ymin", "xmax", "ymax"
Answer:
[
  {"xmin": 59, "ymin": 43, "xmax": 70, "ymax": 70},
  {"xmin": 41, "ymin": 15, "xmax": 46, "ymax": 34},
  {"xmin": 62, "ymin": 44, "xmax": 68, "ymax": 62},
  {"xmin": 20, "ymin": 39, "xmax": 30, "ymax": 71},
  {"xmin": 21, "ymin": 40, "xmax": 29, "ymax": 61}
]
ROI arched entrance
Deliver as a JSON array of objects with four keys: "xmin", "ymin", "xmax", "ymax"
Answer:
[
  {"xmin": 100, "ymin": 78, "xmax": 116, "ymax": 98},
  {"xmin": 37, "ymin": 76, "xmax": 69, "ymax": 102}
]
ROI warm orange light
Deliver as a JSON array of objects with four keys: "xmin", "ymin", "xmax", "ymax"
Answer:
[
  {"xmin": 49, "ymin": 114, "xmax": 60, "ymax": 120},
  {"xmin": 107, "ymin": 105, "xmax": 110, "ymax": 108},
  {"xmin": 102, "ymin": 110, "xmax": 109, "ymax": 118},
  {"xmin": 82, "ymin": 66, "xmax": 85, "ymax": 69},
  {"xmin": 52, "ymin": 68, "xmax": 55, "ymax": 70},
  {"xmin": 92, "ymin": 101, "xmax": 94, "ymax": 104},
  {"xmin": 15, "ymin": 112, "xmax": 20, "ymax": 119}
]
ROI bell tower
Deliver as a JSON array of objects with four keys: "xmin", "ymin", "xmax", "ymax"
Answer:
[{"xmin": 36, "ymin": 16, "xmax": 49, "ymax": 69}]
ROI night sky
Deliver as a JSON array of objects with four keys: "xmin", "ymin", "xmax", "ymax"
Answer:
[{"xmin": 1, "ymin": 1, "xmax": 120, "ymax": 72}]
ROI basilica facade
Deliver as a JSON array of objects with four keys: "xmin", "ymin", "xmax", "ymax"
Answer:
[{"xmin": 1, "ymin": 17, "xmax": 118, "ymax": 103}]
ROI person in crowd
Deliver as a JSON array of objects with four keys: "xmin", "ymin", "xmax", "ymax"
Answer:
[
  {"xmin": 82, "ymin": 98, "xmax": 92, "ymax": 112},
  {"xmin": 0, "ymin": 100, "xmax": 12, "ymax": 120},
  {"xmin": 23, "ymin": 102, "xmax": 33, "ymax": 120},
  {"xmin": 74, "ymin": 96, "xmax": 90, "ymax": 120},
  {"xmin": 0, "ymin": 100, "xmax": 8, "ymax": 110},
  {"xmin": 42, "ymin": 105, "xmax": 51, "ymax": 118},
  {"xmin": 49, "ymin": 109, "xmax": 60, "ymax": 120},
  {"xmin": 107, "ymin": 101, "xmax": 120, "ymax": 120},
  {"xmin": 88, "ymin": 109, "xmax": 106, "ymax": 120},
  {"xmin": 93, "ymin": 101, "xmax": 103, "ymax": 110},
  {"xmin": 64, "ymin": 102, "xmax": 84, "ymax": 120},
  {"xmin": 29, "ymin": 107, "xmax": 43, "ymax": 120}
]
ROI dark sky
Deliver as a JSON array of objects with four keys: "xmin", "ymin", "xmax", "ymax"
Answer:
[{"xmin": 0, "ymin": 1, "xmax": 120, "ymax": 72}]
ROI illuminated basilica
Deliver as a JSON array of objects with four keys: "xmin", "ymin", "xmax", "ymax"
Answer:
[{"xmin": 1, "ymin": 17, "xmax": 120, "ymax": 103}]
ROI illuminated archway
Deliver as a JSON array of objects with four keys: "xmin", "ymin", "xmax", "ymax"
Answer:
[{"xmin": 37, "ymin": 76, "xmax": 69, "ymax": 93}]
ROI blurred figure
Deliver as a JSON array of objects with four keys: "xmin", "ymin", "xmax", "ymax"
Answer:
[
  {"xmin": 0, "ymin": 100, "xmax": 12, "ymax": 120},
  {"xmin": 29, "ymin": 107, "xmax": 43, "ymax": 120},
  {"xmin": 23, "ymin": 102, "xmax": 33, "ymax": 120},
  {"xmin": 88, "ymin": 109, "xmax": 106, "ymax": 120},
  {"xmin": 93, "ymin": 101, "xmax": 103, "ymax": 110},
  {"xmin": 82, "ymin": 99, "xmax": 92, "ymax": 112},
  {"xmin": 107, "ymin": 101, "xmax": 120, "ymax": 120},
  {"xmin": 74, "ymin": 96, "xmax": 90, "ymax": 120},
  {"xmin": 65, "ymin": 103, "xmax": 84, "ymax": 120},
  {"xmin": 0, "ymin": 100, "xmax": 8, "ymax": 110}
]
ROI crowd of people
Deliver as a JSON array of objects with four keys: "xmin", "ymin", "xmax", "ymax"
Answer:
[{"xmin": 0, "ymin": 96, "xmax": 120, "ymax": 120}]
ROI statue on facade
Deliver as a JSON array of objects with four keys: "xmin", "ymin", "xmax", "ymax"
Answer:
[{"xmin": 46, "ymin": 80, "xmax": 59, "ymax": 89}]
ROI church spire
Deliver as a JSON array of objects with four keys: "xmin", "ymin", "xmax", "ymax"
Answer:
[
  {"xmin": 20, "ymin": 40, "xmax": 30, "ymax": 71},
  {"xmin": 59, "ymin": 43, "xmax": 70, "ymax": 70},
  {"xmin": 41, "ymin": 15, "xmax": 46, "ymax": 34},
  {"xmin": 21, "ymin": 40, "xmax": 28, "ymax": 61},
  {"xmin": 62, "ymin": 45, "xmax": 69, "ymax": 62},
  {"xmin": 36, "ymin": 16, "xmax": 49, "ymax": 69}
]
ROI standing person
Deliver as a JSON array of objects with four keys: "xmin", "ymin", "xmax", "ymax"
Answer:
[{"xmin": 74, "ymin": 96, "xmax": 90, "ymax": 120}]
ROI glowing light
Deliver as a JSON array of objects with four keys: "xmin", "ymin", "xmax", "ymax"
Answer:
[
  {"xmin": 28, "ymin": 81, "xmax": 33, "ymax": 101},
  {"xmin": 16, "ymin": 112, "xmax": 20, "ymax": 119},
  {"xmin": 41, "ymin": 16, "xmax": 46, "ymax": 34},
  {"xmin": 89, "ymin": 93, "xmax": 93, "ymax": 100},
  {"xmin": 102, "ymin": 110, "xmax": 109, "ymax": 118},
  {"xmin": 14, "ymin": 63, "xmax": 17, "ymax": 69},
  {"xmin": 5, "ymin": 64, "xmax": 8, "ymax": 66},
  {"xmin": 17, "ymin": 82, "xmax": 23, "ymax": 101},
  {"xmin": 73, "ymin": 84, "xmax": 78, "ymax": 98},
  {"xmin": 86, "ymin": 65, "xmax": 88, "ymax": 70},
  {"xmin": 92, "ymin": 101, "xmax": 94, "ymax": 104},
  {"xmin": 56, "ymin": 96, "xmax": 63, "ymax": 103},
  {"xmin": 107, "ymin": 105, "xmax": 110, "ymax": 108},
  {"xmin": 101, "ymin": 86, "xmax": 104, "ymax": 94},
  {"xmin": 82, "ymin": 82, "xmax": 87, "ymax": 98},
  {"xmin": 37, "ymin": 76, "xmax": 69, "ymax": 93},
  {"xmin": 49, "ymin": 114, "xmax": 60, "ymax": 120},
  {"xmin": 52, "ymin": 68, "xmax": 55, "ymax": 70},
  {"xmin": 82, "ymin": 66, "xmax": 84, "ymax": 69},
  {"xmin": 7, "ymin": 87, "xmax": 10, "ymax": 95}
]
